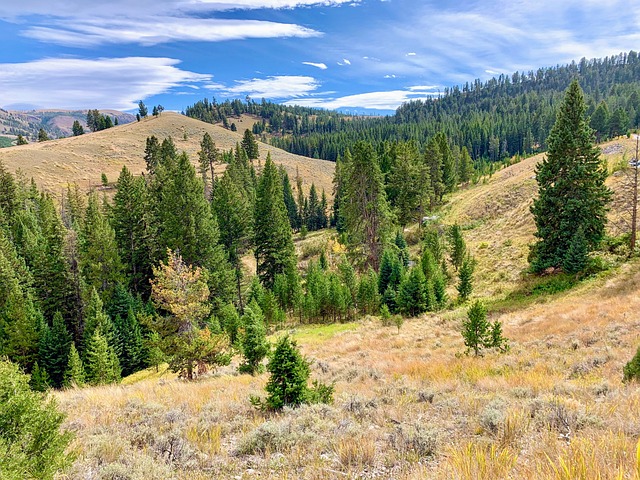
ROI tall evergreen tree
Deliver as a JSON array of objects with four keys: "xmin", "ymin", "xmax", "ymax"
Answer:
[
  {"xmin": 144, "ymin": 135, "xmax": 160, "ymax": 174},
  {"xmin": 424, "ymin": 137, "xmax": 444, "ymax": 207},
  {"xmin": 85, "ymin": 327, "xmax": 121, "ymax": 385},
  {"xmin": 436, "ymin": 132, "xmax": 457, "ymax": 193},
  {"xmin": 198, "ymin": 132, "xmax": 218, "ymax": 198},
  {"xmin": 79, "ymin": 193, "xmax": 124, "ymax": 300},
  {"xmin": 39, "ymin": 312, "xmax": 72, "ymax": 388},
  {"xmin": 213, "ymin": 170, "xmax": 252, "ymax": 309},
  {"xmin": 458, "ymin": 146, "xmax": 474, "ymax": 184},
  {"xmin": 241, "ymin": 129, "xmax": 259, "ymax": 160},
  {"xmin": 530, "ymin": 80, "xmax": 612, "ymax": 272},
  {"xmin": 254, "ymin": 154, "xmax": 297, "ymax": 289},
  {"xmin": 342, "ymin": 141, "xmax": 390, "ymax": 269},
  {"xmin": 239, "ymin": 300, "xmax": 269, "ymax": 375},
  {"xmin": 114, "ymin": 309, "xmax": 144, "ymax": 377},
  {"xmin": 280, "ymin": 167, "xmax": 299, "ymax": 230},
  {"xmin": 63, "ymin": 343, "xmax": 85, "ymax": 387},
  {"xmin": 112, "ymin": 167, "xmax": 152, "ymax": 295}
]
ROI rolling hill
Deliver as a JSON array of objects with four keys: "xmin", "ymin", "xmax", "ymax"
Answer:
[
  {"xmin": 0, "ymin": 111, "xmax": 335, "ymax": 196},
  {"xmin": 51, "ymin": 134, "xmax": 640, "ymax": 479}
]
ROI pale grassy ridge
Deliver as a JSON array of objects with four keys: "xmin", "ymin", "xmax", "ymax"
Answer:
[
  {"xmin": 0, "ymin": 112, "xmax": 335, "ymax": 196},
  {"xmin": 53, "ymin": 136, "xmax": 640, "ymax": 479}
]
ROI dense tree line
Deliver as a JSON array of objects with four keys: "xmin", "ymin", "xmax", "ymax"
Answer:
[{"xmin": 185, "ymin": 51, "xmax": 640, "ymax": 163}]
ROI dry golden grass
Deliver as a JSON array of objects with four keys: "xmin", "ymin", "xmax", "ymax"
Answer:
[
  {"xmin": 49, "ymin": 135, "xmax": 640, "ymax": 479},
  {"xmin": 0, "ymin": 112, "xmax": 335, "ymax": 196},
  {"xmin": 55, "ymin": 257, "xmax": 640, "ymax": 479}
]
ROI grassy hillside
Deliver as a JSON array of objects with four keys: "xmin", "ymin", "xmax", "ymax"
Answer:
[
  {"xmin": 0, "ymin": 111, "xmax": 335, "ymax": 196},
  {"xmin": 54, "ymin": 135, "xmax": 640, "ymax": 479}
]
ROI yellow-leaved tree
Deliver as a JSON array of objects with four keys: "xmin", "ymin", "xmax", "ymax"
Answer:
[{"xmin": 150, "ymin": 249, "xmax": 230, "ymax": 379}]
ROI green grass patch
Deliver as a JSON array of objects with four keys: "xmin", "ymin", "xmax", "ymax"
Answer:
[
  {"xmin": 121, "ymin": 363, "xmax": 175, "ymax": 385},
  {"xmin": 277, "ymin": 322, "xmax": 359, "ymax": 345},
  {"xmin": 490, "ymin": 273, "xmax": 579, "ymax": 312},
  {"xmin": 0, "ymin": 136, "xmax": 14, "ymax": 148}
]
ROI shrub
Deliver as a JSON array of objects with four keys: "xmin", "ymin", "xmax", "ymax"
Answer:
[
  {"xmin": 623, "ymin": 345, "xmax": 640, "ymax": 382},
  {"xmin": 462, "ymin": 301, "xmax": 509, "ymax": 356},
  {"xmin": 0, "ymin": 360, "xmax": 73, "ymax": 479}
]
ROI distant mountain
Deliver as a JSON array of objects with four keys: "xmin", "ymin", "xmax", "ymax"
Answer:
[{"xmin": 0, "ymin": 109, "xmax": 136, "ymax": 145}]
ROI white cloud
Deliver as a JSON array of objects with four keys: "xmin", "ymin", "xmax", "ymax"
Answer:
[
  {"xmin": 0, "ymin": 57, "xmax": 209, "ymax": 110},
  {"xmin": 342, "ymin": 58, "xmax": 351, "ymax": 65},
  {"xmin": 302, "ymin": 62, "xmax": 328, "ymax": 70},
  {"xmin": 383, "ymin": 74, "xmax": 396, "ymax": 78},
  {"xmin": 284, "ymin": 87, "xmax": 439, "ymax": 111},
  {"xmin": 211, "ymin": 75, "xmax": 320, "ymax": 98},
  {"xmin": 0, "ymin": 0, "xmax": 359, "ymax": 19},
  {"xmin": 23, "ymin": 16, "xmax": 320, "ymax": 47},
  {"xmin": 406, "ymin": 52, "xmax": 416, "ymax": 56}
]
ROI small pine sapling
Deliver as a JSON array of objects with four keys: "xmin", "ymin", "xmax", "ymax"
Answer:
[{"xmin": 623, "ymin": 345, "xmax": 640, "ymax": 382}]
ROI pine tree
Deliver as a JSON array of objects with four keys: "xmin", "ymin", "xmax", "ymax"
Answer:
[
  {"xmin": 262, "ymin": 336, "xmax": 309, "ymax": 410},
  {"xmin": 85, "ymin": 327, "xmax": 121, "ymax": 385},
  {"xmin": 590, "ymin": 101, "xmax": 610, "ymax": 142},
  {"xmin": 280, "ymin": 167, "xmax": 299, "ymax": 230},
  {"xmin": 448, "ymin": 223, "xmax": 466, "ymax": 271},
  {"xmin": 151, "ymin": 249, "xmax": 231, "ymax": 379},
  {"xmin": 144, "ymin": 135, "xmax": 160, "ymax": 174},
  {"xmin": 16, "ymin": 134, "xmax": 28, "ymax": 145},
  {"xmin": 82, "ymin": 288, "xmax": 116, "ymax": 358},
  {"xmin": 425, "ymin": 136, "xmax": 444, "ymax": 207},
  {"xmin": 138, "ymin": 101, "xmax": 148, "ymax": 118},
  {"xmin": 213, "ymin": 169, "xmax": 252, "ymax": 309},
  {"xmin": 397, "ymin": 266, "xmax": 427, "ymax": 317},
  {"xmin": 114, "ymin": 309, "xmax": 144, "ymax": 377},
  {"xmin": 461, "ymin": 301, "xmax": 508, "ymax": 356},
  {"xmin": 239, "ymin": 301, "xmax": 269, "ymax": 375},
  {"xmin": 563, "ymin": 226, "xmax": 588, "ymax": 274},
  {"xmin": 198, "ymin": 132, "xmax": 218, "ymax": 198},
  {"xmin": 112, "ymin": 166, "xmax": 152, "ymax": 295},
  {"xmin": 457, "ymin": 255, "xmax": 475, "ymax": 302},
  {"xmin": 63, "ymin": 343, "xmax": 85, "ymax": 387},
  {"xmin": 386, "ymin": 142, "xmax": 424, "ymax": 228},
  {"xmin": 254, "ymin": 154, "xmax": 297, "ymax": 289},
  {"xmin": 79, "ymin": 193, "xmax": 124, "ymax": 300},
  {"xmin": 241, "ymin": 129, "xmax": 259, "ymax": 160},
  {"xmin": 72, "ymin": 120, "xmax": 84, "ymax": 136},
  {"xmin": 29, "ymin": 361, "xmax": 50, "ymax": 392},
  {"xmin": 530, "ymin": 80, "xmax": 612, "ymax": 272},
  {"xmin": 437, "ymin": 132, "xmax": 457, "ymax": 193},
  {"xmin": 39, "ymin": 312, "xmax": 72, "ymax": 388},
  {"xmin": 623, "ymin": 345, "xmax": 640, "ymax": 382},
  {"xmin": 458, "ymin": 146, "xmax": 474, "ymax": 184},
  {"xmin": 331, "ymin": 154, "xmax": 346, "ymax": 232},
  {"xmin": 38, "ymin": 128, "xmax": 49, "ymax": 142},
  {"xmin": 342, "ymin": 141, "xmax": 390, "ymax": 269},
  {"xmin": 462, "ymin": 300, "xmax": 490, "ymax": 356}
]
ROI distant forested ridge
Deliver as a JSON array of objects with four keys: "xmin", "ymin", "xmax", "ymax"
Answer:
[{"xmin": 185, "ymin": 51, "xmax": 640, "ymax": 161}]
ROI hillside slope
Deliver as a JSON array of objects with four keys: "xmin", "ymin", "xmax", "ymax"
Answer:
[
  {"xmin": 51, "ymin": 135, "xmax": 640, "ymax": 479},
  {"xmin": 0, "ymin": 112, "xmax": 335, "ymax": 195},
  {"xmin": 439, "ymin": 135, "xmax": 638, "ymax": 298}
]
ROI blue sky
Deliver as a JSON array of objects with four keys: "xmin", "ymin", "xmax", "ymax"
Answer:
[{"xmin": 0, "ymin": 0, "xmax": 638, "ymax": 114}]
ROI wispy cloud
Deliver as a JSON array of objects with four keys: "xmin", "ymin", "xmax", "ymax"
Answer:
[
  {"xmin": 209, "ymin": 75, "xmax": 320, "ymax": 99},
  {"xmin": 302, "ymin": 62, "xmax": 328, "ymax": 70},
  {"xmin": 285, "ymin": 86, "xmax": 439, "ymax": 110},
  {"xmin": 23, "ymin": 17, "xmax": 320, "ymax": 47},
  {"xmin": 0, "ymin": 57, "xmax": 209, "ymax": 110}
]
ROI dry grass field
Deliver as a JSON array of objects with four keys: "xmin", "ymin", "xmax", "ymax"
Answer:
[
  {"xmin": 0, "ymin": 112, "xmax": 335, "ymax": 196},
  {"xmin": 52, "ymin": 136, "xmax": 640, "ymax": 479}
]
